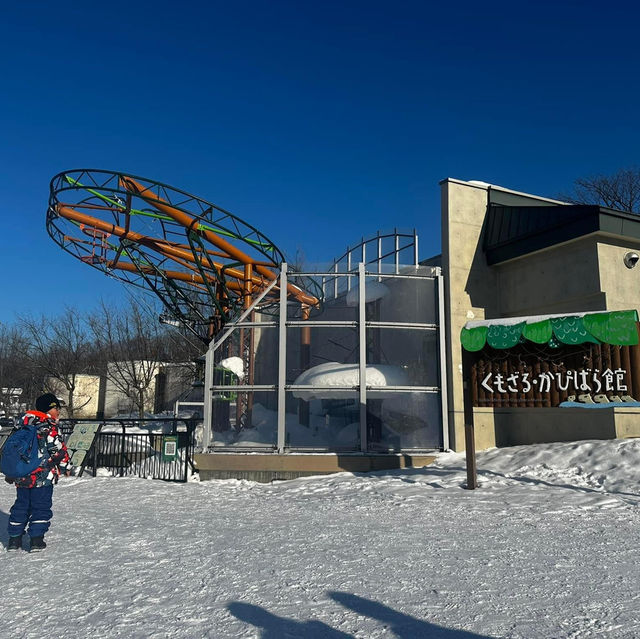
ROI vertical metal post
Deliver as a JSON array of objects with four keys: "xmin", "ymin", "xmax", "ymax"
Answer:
[
  {"xmin": 436, "ymin": 271, "xmax": 449, "ymax": 451},
  {"xmin": 347, "ymin": 250, "xmax": 352, "ymax": 291},
  {"xmin": 377, "ymin": 231, "xmax": 382, "ymax": 281},
  {"xmin": 358, "ymin": 262, "xmax": 367, "ymax": 452},
  {"xmin": 462, "ymin": 348, "xmax": 478, "ymax": 490},
  {"xmin": 334, "ymin": 262, "xmax": 339, "ymax": 299},
  {"xmin": 362, "ymin": 237, "xmax": 366, "ymax": 266},
  {"xmin": 413, "ymin": 228, "xmax": 419, "ymax": 267},
  {"xmin": 277, "ymin": 263, "xmax": 288, "ymax": 453},
  {"xmin": 202, "ymin": 338, "xmax": 215, "ymax": 451},
  {"xmin": 394, "ymin": 230, "xmax": 399, "ymax": 274}
]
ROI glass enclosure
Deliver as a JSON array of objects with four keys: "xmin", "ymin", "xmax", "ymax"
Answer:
[{"xmin": 203, "ymin": 248, "xmax": 445, "ymax": 453}]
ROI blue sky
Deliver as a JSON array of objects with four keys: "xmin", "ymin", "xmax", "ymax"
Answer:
[{"xmin": 1, "ymin": 0, "xmax": 639, "ymax": 323}]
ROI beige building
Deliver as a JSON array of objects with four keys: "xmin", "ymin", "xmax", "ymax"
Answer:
[
  {"xmin": 47, "ymin": 374, "xmax": 101, "ymax": 419},
  {"xmin": 48, "ymin": 362, "xmax": 192, "ymax": 419},
  {"xmin": 441, "ymin": 178, "xmax": 640, "ymax": 452}
]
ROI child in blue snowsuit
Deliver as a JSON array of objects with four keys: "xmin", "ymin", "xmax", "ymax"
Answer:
[{"xmin": 5, "ymin": 393, "xmax": 72, "ymax": 552}]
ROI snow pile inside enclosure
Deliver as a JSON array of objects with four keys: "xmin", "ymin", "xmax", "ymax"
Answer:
[
  {"xmin": 4, "ymin": 438, "xmax": 640, "ymax": 638},
  {"xmin": 220, "ymin": 356, "xmax": 244, "ymax": 380},
  {"xmin": 213, "ymin": 402, "xmax": 360, "ymax": 447},
  {"xmin": 292, "ymin": 362, "xmax": 409, "ymax": 400},
  {"xmin": 345, "ymin": 281, "xmax": 390, "ymax": 306}
]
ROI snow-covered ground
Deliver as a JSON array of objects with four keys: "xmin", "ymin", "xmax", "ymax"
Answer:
[{"xmin": 2, "ymin": 438, "xmax": 640, "ymax": 638}]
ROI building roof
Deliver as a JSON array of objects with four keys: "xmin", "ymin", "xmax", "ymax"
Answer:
[
  {"xmin": 484, "ymin": 203, "xmax": 640, "ymax": 265},
  {"xmin": 461, "ymin": 309, "xmax": 639, "ymax": 351}
]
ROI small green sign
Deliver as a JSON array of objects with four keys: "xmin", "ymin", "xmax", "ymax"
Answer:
[
  {"xmin": 162, "ymin": 435, "xmax": 179, "ymax": 461},
  {"xmin": 65, "ymin": 422, "xmax": 102, "ymax": 477}
]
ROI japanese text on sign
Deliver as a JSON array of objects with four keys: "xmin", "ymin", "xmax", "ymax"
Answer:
[{"xmin": 480, "ymin": 368, "xmax": 627, "ymax": 394}]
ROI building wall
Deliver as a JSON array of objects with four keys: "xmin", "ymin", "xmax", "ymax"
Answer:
[
  {"xmin": 154, "ymin": 363, "xmax": 195, "ymax": 413},
  {"xmin": 495, "ymin": 239, "xmax": 605, "ymax": 316},
  {"xmin": 49, "ymin": 361, "xmax": 194, "ymax": 419},
  {"xmin": 441, "ymin": 179, "xmax": 497, "ymax": 451},
  {"xmin": 47, "ymin": 374, "xmax": 101, "ymax": 419},
  {"xmin": 103, "ymin": 361, "xmax": 162, "ymax": 417},
  {"xmin": 598, "ymin": 239, "xmax": 640, "ymax": 310},
  {"xmin": 439, "ymin": 178, "xmax": 629, "ymax": 452}
]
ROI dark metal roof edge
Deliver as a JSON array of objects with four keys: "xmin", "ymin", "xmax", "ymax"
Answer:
[
  {"xmin": 485, "ymin": 206, "xmax": 640, "ymax": 265},
  {"xmin": 485, "ymin": 205, "xmax": 598, "ymax": 252}
]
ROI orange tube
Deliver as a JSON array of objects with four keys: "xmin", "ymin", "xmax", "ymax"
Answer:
[
  {"xmin": 107, "ymin": 260, "xmax": 253, "ymax": 294},
  {"xmin": 57, "ymin": 205, "xmax": 267, "ymax": 287},
  {"xmin": 119, "ymin": 176, "xmax": 319, "ymax": 306}
]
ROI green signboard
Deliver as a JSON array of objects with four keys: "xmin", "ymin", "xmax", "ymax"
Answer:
[
  {"xmin": 66, "ymin": 422, "xmax": 102, "ymax": 476},
  {"xmin": 162, "ymin": 435, "xmax": 179, "ymax": 462}
]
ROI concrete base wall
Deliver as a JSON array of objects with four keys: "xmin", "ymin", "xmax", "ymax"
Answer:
[
  {"xmin": 194, "ymin": 453, "xmax": 437, "ymax": 482},
  {"xmin": 473, "ymin": 407, "xmax": 640, "ymax": 448}
]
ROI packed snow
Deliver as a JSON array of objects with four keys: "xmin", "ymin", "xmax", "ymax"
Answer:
[
  {"xmin": 220, "ymin": 356, "xmax": 245, "ymax": 380},
  {"xmin": 292, "ymin": 362, "xmax": 409, "ymax": 400},
  {"xmin": 464, "ymin": 310, "xmax": 605, "ymax": 329},
  {"xmin": 3, "ymin": 438, "xmax": 640, "ymax": 638}
]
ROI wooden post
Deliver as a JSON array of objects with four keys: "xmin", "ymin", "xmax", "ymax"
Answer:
[{"xmin": 462, "ymin": 349, "xmax": 478, "ymax": 490}]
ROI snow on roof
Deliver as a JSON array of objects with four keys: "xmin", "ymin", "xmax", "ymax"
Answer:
[{"xmin": 464, "ymin": 310, "xmax": 606, "ymax": 330}]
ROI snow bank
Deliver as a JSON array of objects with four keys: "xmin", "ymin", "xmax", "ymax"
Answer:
[{"xmin": 292, "ymin": 362, "xmax": 408, "ymax": 400}]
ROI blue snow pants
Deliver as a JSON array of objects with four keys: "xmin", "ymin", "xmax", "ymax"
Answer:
[{"xmin": 8, "ymin": 485, "xmax": 54, "ymax": 538}]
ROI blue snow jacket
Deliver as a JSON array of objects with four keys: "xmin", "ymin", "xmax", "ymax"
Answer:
[{"xmin": 4, "ymin": 410, "xmax": 72, "ymax": 488}]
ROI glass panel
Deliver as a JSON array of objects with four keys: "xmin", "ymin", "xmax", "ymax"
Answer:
[
  {"xmin": 315, "ymin": 294, "xmax": 358, "ymax": 323},
  {"xmin": 285, "ymin": 391, "xmax": 360, "ymax": 451},
  {"xmin": 366, "ymin": 390, "xmax": 442, "ymax": 451},
  {"xmin": 365, "ymin": 328, "xmax": 439, "ymax": 387},
  {"xmin": 323, "ymin": 272, "xmax": 359, "ymax": 301},
  {"xmin": 236, "ymin": 310, "xmax": 278, "ymax": 324},
  {"xmin": 211, "ymin": 391, "xmax": 277, "ymax": 449},
  {"xmin": 214, "ymin": 326, "xmax": 278, "ymax": 386},
  {"xmin": 368, "ymin": 272, "xmax": 437, "ymax": 325},
  {"xmin": 286, "ymin": 327, "xmax": 359, "ymax": 385}
]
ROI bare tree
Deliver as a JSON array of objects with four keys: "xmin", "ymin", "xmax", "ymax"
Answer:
[
  {"xmin": 561, "ymin": 167, "xmax": 640, "ymax": 213},
  {"xmin": 18, "ymin": 309, "xmax": 94, "ymax": 417},
  {"xmin": 90, "ymin": 300, "xmax": 172, "ymax": 418},
  {"xmin": 0, "ymin": 322, "xmax": 35, "ymax": 416}
]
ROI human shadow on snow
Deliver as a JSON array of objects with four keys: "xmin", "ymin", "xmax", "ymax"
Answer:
[
  {"xmin": 228, "ymin": 594, "xmax": 495, "ymax": 638},
  {"xmin": 329, "ymin": 592, "xmax": 495, "ymax": 638},
  {"xmin": 227, "ymin": 602, "xmax": 353, "ymax": 638}
]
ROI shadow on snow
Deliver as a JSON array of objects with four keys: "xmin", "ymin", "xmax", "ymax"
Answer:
[{"xmin": 228, "ymin": 592, "xmax": 496, "ymax": 638}]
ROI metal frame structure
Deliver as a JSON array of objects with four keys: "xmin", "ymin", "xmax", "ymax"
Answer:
[
  {"xmin": 323, "ymin": 229, "xmax": 420, "ymax": 300},
  {"xmin": 202, "ymin": 258, "xmax": 448, "ymax": 453},
  {"xmin": 47, "ymin": 169, "xmax": 323, "ymax": 343},
  {"xmin": 47, "ymin": 172, "xmax": 447, "ymax": 453}
]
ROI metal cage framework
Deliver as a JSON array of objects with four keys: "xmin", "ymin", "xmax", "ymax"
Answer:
[
  {"xmin": 47, "ymin": 169, "xmax": 323, "ymax": 342},
  {"xmin": 202, "ymin": 259, "xmax": 449, "ymax": 453}
]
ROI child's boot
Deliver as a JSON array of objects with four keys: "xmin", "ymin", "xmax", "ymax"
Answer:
[
  {"xmin": 7, "ymin": 534, "xmax": 22, "ymax": 551},
  {"xmin": 30, "ymin": 536, "xmax": 46, "ymax": 552}
]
